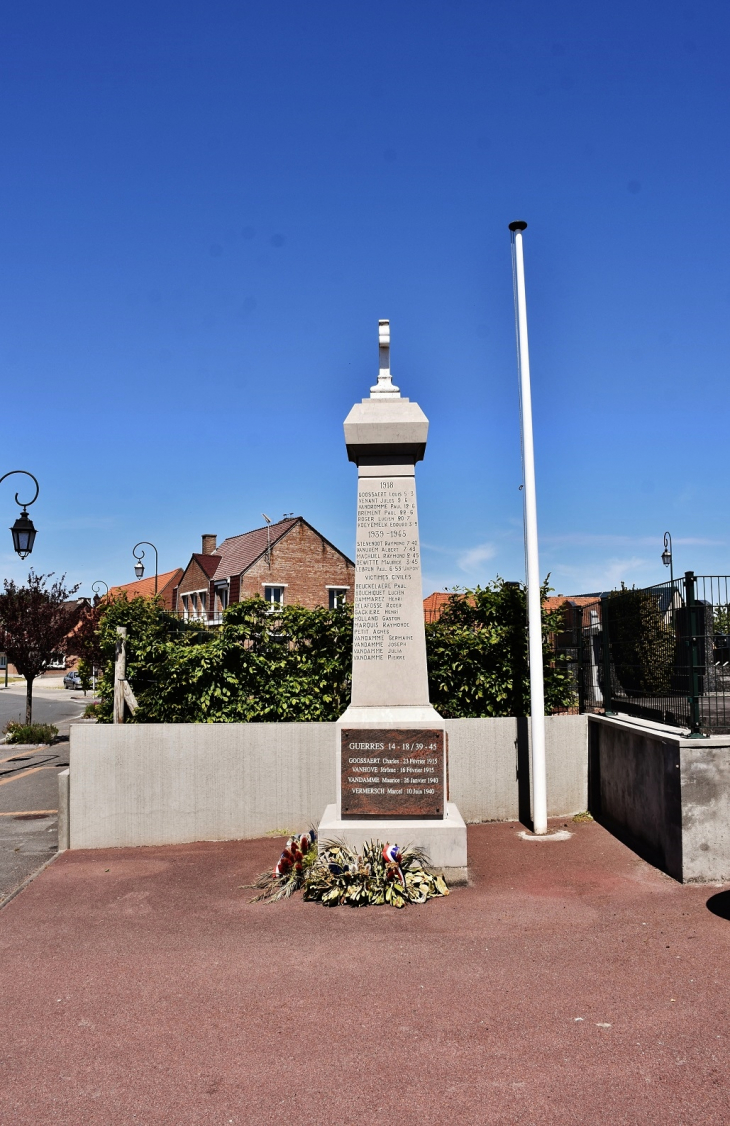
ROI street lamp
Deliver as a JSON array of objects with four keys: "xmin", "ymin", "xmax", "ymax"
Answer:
[
  {"xmin": 132, "ymin": 542, "xmax": 159, "ymax": 595},
  {"xmin": 0, "ymin": 471, "xmax": 39, "ymax": 559},
  {"xmin": 92, "ymin": 580, "xmax": 109, "ymax": 605},
  {"xmin": 662, "ymin": 531, "xmax": 674, "ymax": 587}
]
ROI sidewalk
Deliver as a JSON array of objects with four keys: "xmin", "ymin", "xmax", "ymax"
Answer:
[{"xmin": 1, "ymin": 819, "xmax": 728, "ymax": 1125}]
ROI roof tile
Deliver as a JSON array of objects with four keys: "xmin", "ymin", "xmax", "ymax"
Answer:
[{"xmin": 110, "ymin": 568, "xmax": 183, "ymax": 600}]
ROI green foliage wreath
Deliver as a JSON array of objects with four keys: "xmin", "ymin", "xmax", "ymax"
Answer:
[{"xmin": 249, "ymin": 833, "xmax": 449, "ymax": 909}]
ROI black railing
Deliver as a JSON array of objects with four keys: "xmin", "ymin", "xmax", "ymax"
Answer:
[{"xmin": 553, "ymin": 573, "xmax": 730, "ymax": 735}]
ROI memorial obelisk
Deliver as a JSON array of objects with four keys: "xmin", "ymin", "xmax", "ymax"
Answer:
[{"xmin": 318, "ymin": 321, "xmax": 467, "ymax": 874}]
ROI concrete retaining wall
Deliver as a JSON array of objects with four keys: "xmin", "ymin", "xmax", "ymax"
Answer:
[
  {"xmin": 67, "ymin": 714, "xmax": 588, "ymax": 850},
  {"xmin": 589, "ymin": 714, "xmax": 730, "ymax": 883}
]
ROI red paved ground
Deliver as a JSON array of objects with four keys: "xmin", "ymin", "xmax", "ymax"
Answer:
[{"xmin": 1, "ymin": 819, "xmax": 729, "ymax": 1125}]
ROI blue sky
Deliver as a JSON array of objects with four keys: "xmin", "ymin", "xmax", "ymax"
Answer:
[{"xmin": 1, "ymin": 1, "xmax": 729, "ymax": 599}]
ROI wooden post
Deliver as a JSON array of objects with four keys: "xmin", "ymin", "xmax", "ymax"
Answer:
[
  {"xmin": 122, "ymin": 679, "xmax": 138, "ymax": 715},
  {"xmin": 114, "ymin": 627, "xmax": 127, "ymax": 724}
]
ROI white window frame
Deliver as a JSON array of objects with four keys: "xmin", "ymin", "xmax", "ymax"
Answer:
[
  {"xmin": 263, "ymin": 583, "xmax": 287, "ymax": 609},
  {"xmin": 327, "ymin": 586, "xmax": 350, "ymax": 609},
  {"xmin": 181, "ymin": 589, "xmax": 208, "ymax": 622}
]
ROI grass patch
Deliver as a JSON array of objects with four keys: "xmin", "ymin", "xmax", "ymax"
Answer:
[
  {"xmin": 572, "ymin": 811, "xmax": 594, "ymax": 823},
  {"xmin": 4, "ymin": 721, "xmax": 58, "ymax": 745}
]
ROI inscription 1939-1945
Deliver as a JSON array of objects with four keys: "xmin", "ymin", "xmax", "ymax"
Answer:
[{"xmin": 341, "ymin": 729, "xmax": 445, "ymax": 820}]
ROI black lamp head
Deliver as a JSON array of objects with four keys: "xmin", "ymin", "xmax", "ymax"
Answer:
[{"xmin": 11, "ymin": 508, "xmax": 37, "ymax": 559}]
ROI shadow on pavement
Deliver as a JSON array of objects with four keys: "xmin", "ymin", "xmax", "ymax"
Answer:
[{"xmin": 706, "ymin": 890, "xmax": 730, "ymax": 920}]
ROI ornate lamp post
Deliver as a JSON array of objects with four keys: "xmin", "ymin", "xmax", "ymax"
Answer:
[
  {"xmin": 0, "ymin": 470, "xmax": 39, "ymax": 558},
  {"xmin": 132, "ymin": 542, "xmax": 158, "ymax": 595},
  {"xmin": 92, "ymin": 580, "xmax": 109, "ymax": 605},
  {"xmin": 662, "ymin": 531, "xmax": 674, "ymax": 588}
]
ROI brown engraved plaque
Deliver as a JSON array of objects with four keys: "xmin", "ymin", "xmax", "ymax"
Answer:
[{"xmin": 341, "ymin": 729, "xmax": 444, "ymax": 820}]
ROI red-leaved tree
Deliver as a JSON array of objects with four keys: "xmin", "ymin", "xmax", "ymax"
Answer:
[
  {"xmin": 72, "ymin": 599, "xmax": 106, "ymax": 677},
  {"xmin": 0, "ymin": 571, "xmax": 82, "ymax": 724}
]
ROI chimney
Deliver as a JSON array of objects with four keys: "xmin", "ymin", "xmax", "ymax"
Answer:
[{"xmin": 202, "ymin": 534, "xmax": 217, "ymax": 555}]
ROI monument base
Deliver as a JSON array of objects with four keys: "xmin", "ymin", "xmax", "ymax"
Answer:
[{"xmin": 318, "ymin": 801, "xmax": 468, "ymax": 884}]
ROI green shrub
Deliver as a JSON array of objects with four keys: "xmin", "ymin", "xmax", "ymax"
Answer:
[
  {"xmin": 91, "ymin": 582, "xmax": 575, "ymax": 724},
  {"xmin": 4, "ymin": 721, "xmax": 58, "ymax": 745},
  {"xmin": 426, "ymin": 580, "xmax": 576, "ymax": 718},
  {"xmin": 606, "ymin": 586, "xmax": 674, "ymax": 697},
  {"xmin": 95, "ymin": 595, "xmax": 353, "ymax": 723},
  {"xmin": 76, "ymin": 658, "xmax": 93, "ymax": 694}
]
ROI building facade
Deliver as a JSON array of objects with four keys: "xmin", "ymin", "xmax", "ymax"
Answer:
[{"xmin": 175, "ymin": 517, "xmax": 355, "ymax": 622}]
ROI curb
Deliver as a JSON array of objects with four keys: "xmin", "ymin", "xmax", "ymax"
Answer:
[{"xmin": 0, "ymin": 850, "xmax": 61, "ymax": 913}]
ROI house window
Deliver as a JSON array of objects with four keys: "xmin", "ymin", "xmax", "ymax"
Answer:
[
  {"xmin": 217, "ymin": 586, "xmax": 229, "ymax": 613},
  {"xmin": 49, "ymin": 652, "xmax": 66, "ymax": 669},
  {"xmin": 264, "ymin": 586, "xmax": 285, "ymax": 607},
  {"xmin": 329, "ymin": 588, "xmax": 348, "ymax": 609}
]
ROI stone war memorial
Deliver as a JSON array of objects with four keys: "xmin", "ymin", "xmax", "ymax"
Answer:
[{"xmin": 319, "ymin": 320, "xmax": 468, "ymax": 878}]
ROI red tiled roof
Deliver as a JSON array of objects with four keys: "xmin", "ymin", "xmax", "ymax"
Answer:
[
  {"xmin": 110, "ymin": 568, "xmax": 183, "ymax": 601},
  {"xmin": 543, "ymin": 594, "xmax": 600, "ymax": 612},
  {"xmin": 425, "ymin": 590, "xmax": 601, "ymax": 624},
  {"xmin": 191, "ymin": 552, "xmax": 221, "ymax": 579},
  {"xmin": 423, "ymin": 592, "xmax": 452, "ymax": 622},
  {"xmin": 211, "ymin": 518, "xmax": 301, "ymax": 582}
]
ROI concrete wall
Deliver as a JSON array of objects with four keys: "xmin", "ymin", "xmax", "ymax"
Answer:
[
  {"xmin": 446, "ymin": 714, "xmax": 587, "ymax": 824},
  {"xmin": 68, "ymin": 714, "xmax": 588, "ymax": 850},
  {"xmin": 589, "ymin": 715, "xmax": 730, "ymax": 883}
]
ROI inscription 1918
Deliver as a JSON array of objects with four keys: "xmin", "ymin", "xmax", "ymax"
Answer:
[{"xmin": 341, "ymin": 729, "xmax": 444, "ymax": 820}]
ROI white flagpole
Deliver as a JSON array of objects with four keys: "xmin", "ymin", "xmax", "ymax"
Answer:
[{"xmin": 509, "ymin": 220, "xmax": 547, "ymax": 836}]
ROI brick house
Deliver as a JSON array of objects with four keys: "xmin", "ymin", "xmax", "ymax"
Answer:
[{"xmin": 174, "ymin": 518, "xmax": 355, "ymax": 622}]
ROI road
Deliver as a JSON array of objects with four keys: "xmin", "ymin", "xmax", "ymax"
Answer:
[
  {"xmin": 0, "ymin": 679, "xmax": 93, "ymax": 905},
  {"xmin": 0, "ymin": 676, "xmax": 91, "ymax": 731}
]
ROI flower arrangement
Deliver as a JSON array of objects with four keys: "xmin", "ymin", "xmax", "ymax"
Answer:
[
  {"xmin": 249, "ymin": 830, "xmax": 319, "ymax": 902},
  {"xmin": 249, "ymin": 833, "xmax": 449, "ymax": 908}
]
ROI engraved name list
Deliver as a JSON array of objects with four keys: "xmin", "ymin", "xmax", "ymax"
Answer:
[{"xmin": 353, "ymin": 477, "xmax": 420, "ymax": 664}]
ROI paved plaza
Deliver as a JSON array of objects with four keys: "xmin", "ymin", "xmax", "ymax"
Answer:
[{"xmin": 1, "ymin": 819, "xmax": 728, "ymax": 1125}]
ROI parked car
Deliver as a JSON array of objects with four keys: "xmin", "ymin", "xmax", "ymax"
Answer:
[{"xmin": 63, "ymin": 670, "xmax": 83, "ymax": 690}]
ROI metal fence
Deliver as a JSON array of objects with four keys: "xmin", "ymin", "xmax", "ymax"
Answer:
[{"xmin": 552, "ymin": 572, "xmax": 730, "ymax": 735}]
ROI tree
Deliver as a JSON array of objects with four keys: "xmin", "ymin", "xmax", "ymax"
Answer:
[
  {"xmin": 606, "ymin": 585, "xmax": 674, "ymax": 697},
  {"xmin": 425, "ymin": 579, "xmax": 576, "ymax": 718},
  {"xmin": 0, "ymin": 572, "xmax": 82, "ymax": 723},
  {"xmin": 72, "ymin": 599, "xmax": 108, "ymax": 679}
]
